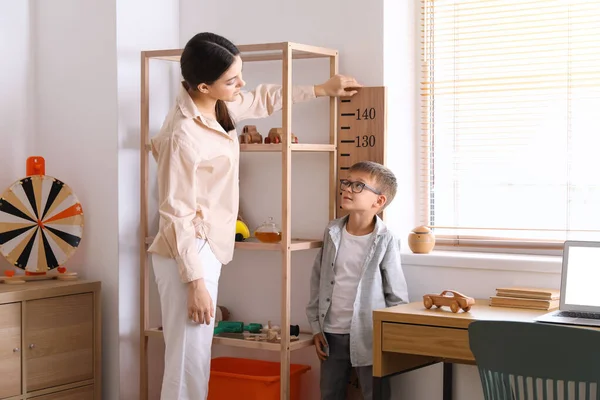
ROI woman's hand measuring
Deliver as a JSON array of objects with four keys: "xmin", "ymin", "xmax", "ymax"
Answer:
[
  {"xmin": 188, "ymin": 278, "xmax": 214, "ymax": 325},
  {"xmin": 315, "ymin": 74, "xmax": 362, "ymax": 97}
]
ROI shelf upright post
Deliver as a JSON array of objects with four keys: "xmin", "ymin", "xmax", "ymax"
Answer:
[{"xmin": 280, "ymin": 42, "xmax": 293, "ymax": 400}]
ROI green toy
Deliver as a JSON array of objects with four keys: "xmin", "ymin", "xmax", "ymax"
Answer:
[{"xmin": 214, "ymin": 321, "xmax": 263, "ymax": 335}]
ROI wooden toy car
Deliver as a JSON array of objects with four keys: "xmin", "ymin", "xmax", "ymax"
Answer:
[
  {"xmin": 264, "ymin": 128, "xmax": 298, "ymax": 144},
  {"xmin": 239, "ymin": 125, "xmax": 263, "ymax": 144},
  {"xmin": 423, "ymin": 290, "xmax": 475, "ymax": 313}
]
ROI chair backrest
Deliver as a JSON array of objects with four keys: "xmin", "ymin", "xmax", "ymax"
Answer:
[{"xmin": 468, "ymin": 320, "xmax": 600, "ymax": 400}]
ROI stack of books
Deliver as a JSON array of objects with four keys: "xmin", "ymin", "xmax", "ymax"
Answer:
[{"xmin": 490, "ymin": 287, "xmax": 560, "ymax": 310}]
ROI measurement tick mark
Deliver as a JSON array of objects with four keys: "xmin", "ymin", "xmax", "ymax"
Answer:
[
  {"xmin": 341, "ymin": 153, "xmax": 350, "ymax": 157},
  {"xmin": 341, "ymin": 113, "xmax": 355, "ymax": 117},
  {"xmin": 341, "ymin": 99, "xmax": 351, "ymax": 103},
  {"xmin": 340, "ymin": 167, "xmax": 350, "ymax": 170},
  {"xmin": 341, "ymin": 140, "xmax": 355, "ymax": 143},
  {"xmin": 341, "ymin": 127, "xmax": 350, "ymax": 130}
]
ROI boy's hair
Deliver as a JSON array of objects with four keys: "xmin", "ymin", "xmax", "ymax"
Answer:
[{"xmin": 349, "ymin": 161, "xmax": 397, "ymax": 208}]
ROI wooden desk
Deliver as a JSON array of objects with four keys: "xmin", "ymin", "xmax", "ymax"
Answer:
[{"xmin": 373, "ymin": 300, "xmax": 548, "ymax": 400}]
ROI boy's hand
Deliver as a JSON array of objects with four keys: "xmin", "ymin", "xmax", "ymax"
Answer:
[{"xmin": 313, "ymin": 333, "xmax": 328, "ymax": 361}]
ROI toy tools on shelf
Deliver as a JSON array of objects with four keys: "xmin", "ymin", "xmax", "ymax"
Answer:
[
  {"xmin": 213, "ymin": 318, "xmax": 301, "ymax": 343},
  {"xmin": 214, "ymin": 321, "xmax": 263, "ymax": 335}
]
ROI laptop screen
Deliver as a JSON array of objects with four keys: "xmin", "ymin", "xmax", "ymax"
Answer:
[{"xmin": 563, "ymin": 242, "xmax": 600, "ymax": 311}]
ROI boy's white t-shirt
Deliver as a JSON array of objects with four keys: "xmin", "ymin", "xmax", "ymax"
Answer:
[{"xmin": 323, "ymin": 225, "xmax": 374, "ymax": 334}]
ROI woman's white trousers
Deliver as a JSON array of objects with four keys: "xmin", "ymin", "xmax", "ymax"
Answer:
[{"xmin": 152, "ymin": 239, "xmax": 222, "ymax": 400}]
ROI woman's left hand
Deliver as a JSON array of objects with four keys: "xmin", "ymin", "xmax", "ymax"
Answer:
[{"xmin": 314, "ymin": 74, "xmax": 362, "ymax": 97}]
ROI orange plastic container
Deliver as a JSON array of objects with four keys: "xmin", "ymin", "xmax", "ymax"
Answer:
[{"xmin": 208, "ymin": 357, "xmax": 311, "ymax": 400}]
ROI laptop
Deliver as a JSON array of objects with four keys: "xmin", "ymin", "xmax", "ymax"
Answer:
[{"xmin": 535, "ymin": 240, "xmax": 600, "ymax": 327}]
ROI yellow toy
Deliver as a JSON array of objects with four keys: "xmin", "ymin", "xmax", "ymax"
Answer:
[{"xmin": 235, "ymin": 219, "xmax": 250, "ymax": 242}]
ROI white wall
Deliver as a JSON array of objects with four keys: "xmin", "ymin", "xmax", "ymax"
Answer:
[
  {"xmin": 116, "ymin": 0, "xmax": 179, "ymax": 398},
  {"xmin": 33, "ymin": 1, "xmax": 120, "ymax": 398},
  {"xmin": 0, "ymin": 0, "xmax": 36, "ymax": 270}
]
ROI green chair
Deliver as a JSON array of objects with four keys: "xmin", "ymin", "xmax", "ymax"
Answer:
[{"xmin": 468, "ymin": 320, "xmax": 600, "ymax": 400}]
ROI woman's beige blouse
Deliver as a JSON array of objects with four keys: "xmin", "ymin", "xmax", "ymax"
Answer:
[{"xmin": 148, "ymin": 83, "xmax": 316, "ymax": 282}]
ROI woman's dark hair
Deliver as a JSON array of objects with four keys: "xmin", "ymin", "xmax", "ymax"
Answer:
[{"xmin": 180, "ymin": 32, "xmax": 240, "ymax": 132}]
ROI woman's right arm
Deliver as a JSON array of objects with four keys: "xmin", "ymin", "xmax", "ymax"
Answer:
[
  {"xmin": 153, "ymin": 137, "xmax": 204, "ymax": 283},
  {"xmin": 154, "ymin": 137, "xmax": 214, "ymax": 324},
  {"xmin": 228, "ymin": 75, "xmax": 361, "ymax": 123}
]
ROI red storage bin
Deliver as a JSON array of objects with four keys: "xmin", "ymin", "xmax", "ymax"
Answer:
[{"xmin": 208, "ymin": 357, "xmax": 311, "ymax": 400}]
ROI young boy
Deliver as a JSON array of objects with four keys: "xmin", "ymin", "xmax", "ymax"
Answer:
[{"xmin": 306, "ymin": 161, "xmax": 409, "ymax": 400}]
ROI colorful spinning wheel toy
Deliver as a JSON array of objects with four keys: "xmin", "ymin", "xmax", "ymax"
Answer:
[{"xmin": 0, "ymin": 157, "xmax": 83, "ymax": 283}]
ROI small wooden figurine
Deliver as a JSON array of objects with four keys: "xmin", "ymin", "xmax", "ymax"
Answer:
[
  {"xmin": 239, "ymin": 125, "xmax": 263, "ymax": 144},
  {"xmin": 264, "ymin": 128, "xmax": 299, "ymax": 144},
  {"xmin": 423, "ymin": 290, "xmax": 475, "ymax": 313}
]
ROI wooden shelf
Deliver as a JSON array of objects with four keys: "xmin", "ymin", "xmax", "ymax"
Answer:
[
  {"xmin": 145, "ymin": 143, "xmax": 335, "ymax": 153},
  {"xmin": 145, "ymin": 328, "xmax": 314, "ymax": 351},
  {"xmin": 144, "ymin": 42, "xmax": 338, "ymax": 63},
  {"xmin": 140, "ymin": 40, "xmax": 338, "ymax": 400},
  {"xmin": 214, "ymin": 333, "xmax": 315, "ymax": 351},
  {"xmin": 145, "ymin": 237, "xmax": 323, "ymax": 251},
  {"xmin": 235, "ymin": 238, "xmax": 323, "ymax": 251},
  {"xmin": 240, "ymin": 143, "xmax": 335, "ymax": 152}
]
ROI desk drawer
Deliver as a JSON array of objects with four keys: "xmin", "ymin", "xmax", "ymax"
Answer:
[{"xmin": 382, "ymin": 322, "xmax": 474, "ymax": 362}]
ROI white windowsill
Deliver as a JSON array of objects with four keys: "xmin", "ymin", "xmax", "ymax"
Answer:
[{"xmin": 401, "ymin": 250, "xmax": 562, "ymax": 274}]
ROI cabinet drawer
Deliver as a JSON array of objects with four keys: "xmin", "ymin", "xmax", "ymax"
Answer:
[
  {"xmin": 382, "ymin": 322, "xmax": 474, "ymax": 361},
  {"xmin": 0, "ymin": 302, "xmax": 21, "ymax": 399},
  {"xmin": 26, "ymin": 293, "xmax": 94, "ymax": 391},
  {"xmin": 29, "ymin": 384, "xmax": 94, "ymax": 400}
]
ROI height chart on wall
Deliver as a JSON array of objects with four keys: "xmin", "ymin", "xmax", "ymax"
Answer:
[{"xmin": 336, "ymin": 87, "xmax": 387, "ymax": 219}]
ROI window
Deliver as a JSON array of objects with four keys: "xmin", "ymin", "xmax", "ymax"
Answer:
[{"xmin": 420, "ymin": 0, "xmax": 600, "ymax": 251}]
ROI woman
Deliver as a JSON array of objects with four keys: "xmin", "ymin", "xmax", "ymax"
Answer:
[{"xmin": 148, "ymin": 32, "xmax": 361, "ymax": 400}]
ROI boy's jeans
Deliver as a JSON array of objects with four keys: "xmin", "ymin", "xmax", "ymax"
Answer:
[{"xmin": 321, "ymin": 333, "xmax": 390, "ymax": 400}]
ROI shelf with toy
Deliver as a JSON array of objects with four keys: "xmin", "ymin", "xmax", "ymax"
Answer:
[
  {"xmin": 235, "ymin": 238, "xmax": 323, "ymax": 251},
  {"xmin": 144, "ymin": 327, "xmax": 313, "ymax": 351},
  {"xmin": 240, "ymin": 143, "xmax": 335, "ymax": 152},
  {"xmin": 144, "ymin": 236, "xmax": 322, "ymax": 251},
  {"xmin": 143, "ymin": 143, "xmax": 336, "ymax": 153},
  {"xmin": 239, "ymin": 125, "xmax": 336, "ymax": 153}
]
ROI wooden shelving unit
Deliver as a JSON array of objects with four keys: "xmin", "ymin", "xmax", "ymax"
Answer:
[{"xmin": 140, "ymin": 42, "xmax": 339, "ymax": 399}]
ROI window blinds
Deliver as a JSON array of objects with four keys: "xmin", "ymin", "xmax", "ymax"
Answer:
[{"xmin": 420, "ymin": 0, "xmax": 600, "ymax": 249}]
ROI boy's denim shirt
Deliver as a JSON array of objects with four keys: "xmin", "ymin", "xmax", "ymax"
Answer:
[{"xmin": 306, "ymin": 215, "xmax": 409, "ymax": 367}]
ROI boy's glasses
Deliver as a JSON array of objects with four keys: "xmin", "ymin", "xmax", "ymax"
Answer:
[{"xmin": 339, "ymin": 179, "xmax": 381, "ymax": 195}]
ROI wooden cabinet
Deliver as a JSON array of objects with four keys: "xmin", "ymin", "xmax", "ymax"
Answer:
[{"xmin": 0, "ymin": 280, "xmax": 100, "ymax": 400}]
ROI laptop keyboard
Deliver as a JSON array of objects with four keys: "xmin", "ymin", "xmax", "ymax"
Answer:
[{"xmin": 555, "ymin": 311, "xmax": 600, "ymax": 319}]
